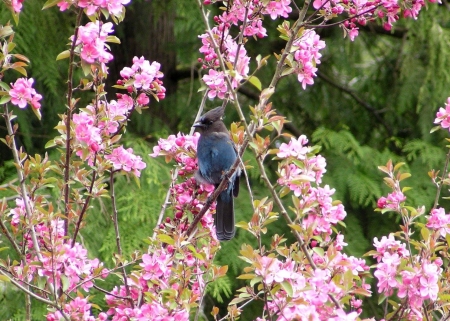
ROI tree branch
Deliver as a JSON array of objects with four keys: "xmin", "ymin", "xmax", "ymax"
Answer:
[
  {"xmin": 317, "ymin": 70, "xmax": 393, "ymax": 136},
  {"xmin": 63, "ymin": 9, "xmax": 83, "ymax": 237}
]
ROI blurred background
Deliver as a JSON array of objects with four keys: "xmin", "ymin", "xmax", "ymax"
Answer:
[{"xmin": 1, "ymin": 0, "xmax": 450, "ymax": 319}]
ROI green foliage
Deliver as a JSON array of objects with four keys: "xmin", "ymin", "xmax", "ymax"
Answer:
[
  {"xmin": 0, "ymin": 1, "xmax": 73, "ymax": 155},
  {"xmin": 207, "ymin": 275, "xmax": 233, "ymax": 304},
  {"xmin": 81, "ymin": 136, "xmax": 171, "ymax": 262}
]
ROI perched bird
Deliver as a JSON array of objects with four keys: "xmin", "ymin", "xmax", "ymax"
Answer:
[{"xmin": 194, "ymin": 106, "xmax": 240, "ymax": 241}]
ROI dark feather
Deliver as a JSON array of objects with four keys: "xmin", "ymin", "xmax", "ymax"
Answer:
[{"xmin": 194, "ymin": 106, "xmax": 240, "ymax": 241}]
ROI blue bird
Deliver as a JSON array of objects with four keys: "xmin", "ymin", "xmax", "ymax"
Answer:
[{"xmin": 194, "ymin": 106, "xmax": 240, "ymax": 241}]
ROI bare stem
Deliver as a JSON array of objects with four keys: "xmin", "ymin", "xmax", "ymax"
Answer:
[
  {"xmin": 153, "ymin": 90, "xmax": 210, "ymax": 235},
  {"xmin": 193, "ymin": 0, "xmax": 343, "ymax": 311},
  {"xmin": 63, "ymin": 9, "xmax": 84, "ymax": 237},
  {"xmin": 110, "ymin": 171, "xmax": 134, "ymax": 308},
  {"xmin": 0, "ymin": 215, "xmax": 21, "ymax": 255},
  {"xmin": 0, "ymin": 268, "xmax": 69, "ymax": 321},
  {"xmin": 2, "ymin": 105, "xmax": 42, "ymax": 262},
  {"xmin": 433, "ymin": 149, "xmax": 450, "ymax": 209}
]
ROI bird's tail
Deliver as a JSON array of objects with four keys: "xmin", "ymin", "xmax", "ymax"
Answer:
[{"xmin": 215, "ymin": 190, "xmax": 235, "ymax": 241}]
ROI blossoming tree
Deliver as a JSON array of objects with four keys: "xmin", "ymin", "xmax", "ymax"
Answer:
[{"xmin": 1, "ymin": 0, "xmax": 449, "ymax": 320}]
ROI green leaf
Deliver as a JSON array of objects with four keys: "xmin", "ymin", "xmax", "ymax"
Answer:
[
  {"xmin": 0, "ymin": 26, "xmax": 14, "ymax": 38},
  {"xmin": 106, "ymin": 36, "xmax": 121, "ymax": 44},
  {"xmin": 0, "ymin": 81, "xmax": 11, "ymax": 91},
  {"xmin": 80, "ymin": 60, "xmax": 92, "ymax": 76},
  {"xmin": 247, "ymin": 76, "xmax": 262, "ymax": 91},
  {"xmin": 0, "ymin": 95, "xmax": 11, "ymax": 105},
  {"xmin": 42, "ymin": 0, "xmax": 63, "ymax": 9},
  {"xmin": 56, "ymin": 50, "xmax": 71, "ymax": 61},
  {"xmin": 280, "ymin": 281, "xmax": 293, "ymax": 297},
  {"xmin": 61, "ymin": 275, "xmax": 69, "ymax": 292},
  {"xmin": 13, "ymin": 66, "xmax": 27, "ymax": 77},
  {"xmin": 0, "ymin": 275, "xmax": 10, "ymax": 282},
  {"xmin": 156, "ymin": 234, "xmax": 175, "ymax": 245},
  {"xmin": 430, "ymin": 125, "xmax": 441, "ymax": 133}
]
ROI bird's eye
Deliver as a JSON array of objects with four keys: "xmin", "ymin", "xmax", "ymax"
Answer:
[{"xmin": 208, "ymin": 120, "xmax": 213, "ymax": 125}]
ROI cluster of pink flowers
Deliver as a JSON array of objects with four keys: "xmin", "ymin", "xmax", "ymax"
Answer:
[
  {"xmin": 57, "ymin": 0, "xmax": 130, "ymax": 16},
  {"xmin": 277, "ymin": 135, "xmax": 327, "ymax": 185},
  {"xmin": 10, "ymin": 198, "xmax": 63, "ymax": 250},
  {"xmin": 376, "ymin": 191, "xmax": 406, "ymax": 210},
  {"xmin": 66, "ymin": 56, "xmax": 164, "ymax": 176},
  {"xmin": 9, "ymin": 77, "xmax": 42, "ymax": 109},
  {"xmin": 199, "ymin": 26, "xmax": 250, "ymax": 98},
  {"xmin": 73, "ymin": 21, "xmax": 114, "ymax": 66},
  {"xmin": 10, "ymin": 0, "xmax": 24, "ymax": 13},
  {"xmin": 71, "ymin": 100, "xmax": 147, "ymax": 177},
  {"xmin": 199, "ymin": 0, "xmax": 299, "ymax": 96},
  {"xmin": 105, "ymin": 240, "xmax": 214, "ymax": 320},
  {"xmin": 276, "ymin": 136, "xmax": 343, "ymax": 239},
  {"xmin": 119, "ymin": 56, "xmax": 166, "ymax": 100},
  {"xmin": 37, "ymin": 242, "xmax": 108, "ymax": 292},
  {"xmin": 293, "ymin": 30, "xmax": 326, "ymax": 89},
  {"xmin": 150, "ymin": 133, "xmax": 200, "ymax": 174},
  {"xmin": 254, "ymin": 238, "xmax": 370, "ymax": 320},
  {"xmin": 105, "ymin": 146, "xmax": 146, "ymax": 177},
  {"xmin": 150, "ymin": 132, "xmax": 219, "ymax": 238},
  {"xmin": 47, "ymin": 297, "xmax": 103, "ymax": 321},
  {"xmin": 426, "ymin": 207, "xmax": 450, "ymax": 236},
  {"xmin": 105, "ymin": 248, "xmax": 180, "ymax": 320},
  {"xmin": 434, "ymin": 97, "xmax": 450, "ymax": 130},
  {"xmin": 9, "ymin": 197, "xmax": 108, "ymax": 314},
  {"xmin": 313, "ymin": 0, "xmax": 437, "ymax": 40},
  {"xmin": 372, "ymin": 234, "xmax": 441, "ymax": 320}
]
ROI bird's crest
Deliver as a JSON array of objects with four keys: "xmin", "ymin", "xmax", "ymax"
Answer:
[{"xmin": 199, "ymin": 106, "xmax": 225, "ymax": 124}]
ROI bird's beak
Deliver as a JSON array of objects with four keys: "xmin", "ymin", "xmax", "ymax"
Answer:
[{"xmin": 193, "ymin": 122, "xmax": 205, "ymax": 128}]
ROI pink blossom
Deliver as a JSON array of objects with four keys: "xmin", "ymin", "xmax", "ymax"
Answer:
[
  {"xmin": 137, "ymin": 93, "xmax": 150, "ymax": 105},
  {"xmin": 419, "ymin": 262, "xmax": 440, "ymax": 300},
  {"xmin": 202, "ymin": 69, "xmax": 228, "ymax": 99},
  {"xmin": 435, "ymin": 97, "xmax": 450, "ymax": 129},
  {"xmin": 374, "ymin": 253, "xmax": 401, "ymax": 294},
  {"xmin": 334, "ymin": 234, "xmax": 348, "ymax": 251},
  {"xmin": 75, "ymin": 21, "xmax": 114, "ymax": 65},
  {"xmin": 373, "ymin": 234, "xmax": 409, "ymax": 261},
  {"xmin": 140, "ymin": 250, "xmax": 172, "ymax": 282},
  {"xmin": 264, "ymin": 0, "xmax": 292, "ymax": 19},
  {"xmin": 292, "ymin": 30, "xmax": 325, "ymax": 89},
  {"xmin": 9, "ymin": 78, "xmax": 42, "ymax": 109},
  {"xmin": 57, "ymin": 0, "xmax": 130, "ymax": 15},
  {"xmin": 426, "ymin": 207, "xmax": 450, "ymax": 236},
  {"xmin": 134, "ymin": 72, "xmax": 153, "ymax": 90},
  {"xmin": 277, "ymin": 135, "xmax": 310, "ymax": 159},
  {"xmin": 105, "ymin": 146, "xmax": 147, "ymax": 177},
  {"xmin": 378, "ymin": 191, "xmax": 406, "ymax": 210},
  {"xmin": 11, "ymin": 0, "xmax": 24, "ymax": 13}
]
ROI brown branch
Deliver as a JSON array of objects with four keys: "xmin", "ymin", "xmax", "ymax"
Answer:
[
  {"xmin": 110, "ymin": 170, "xmax": 134, "ymax": 308},
  {"xmin": 433, "ymin": 149, "xmax": 450, "ymax": 210},
  {"xmin": 63, "ymin": 9, "xmax": 84, "ymax": 237},
  {"xmin": 317, "ymin": 70, "xmax": 393, "ymax": 136}
]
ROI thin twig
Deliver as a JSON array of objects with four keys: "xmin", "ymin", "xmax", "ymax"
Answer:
[
  {"xmin": 63, "ymin": 9, "xmax": 84, "ymax": 237},
  {"xmin": 153, "ymin": 90, "xmax": 210, "ymax": 236},
  {"xmin": 433, "ymin": 149, "xmax": 450, "ymax": 210},
  {"xmin": 317, "ymin": 70, "xmax": 392, "ymax": 136},
  {"xmin": 2, "ymin": 105, "xmax": 42, "ymax": 262},
  {"xmin": 110, "ymin": 170, "xmax": 134, "ymax": 308},
  {"xmin": 0, "ymin": 216, "xmax": 21, "ymax": 255},
  {"xmin": 71, "ymin": 163, "xmax": 97, "ymax": 247},
  {"xmin": 0, "ymin": 270, "xmax": 53, "ymax": 306}
]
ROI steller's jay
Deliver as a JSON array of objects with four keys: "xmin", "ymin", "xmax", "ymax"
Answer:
[{"xmin": 193, "ymin": 106, "xmax": 240, "ymax": 241}]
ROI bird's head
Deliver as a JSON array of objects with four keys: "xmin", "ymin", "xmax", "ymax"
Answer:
[{"xmin": 193, "ymin": 106, "xmax": 226, "ymax": 132}]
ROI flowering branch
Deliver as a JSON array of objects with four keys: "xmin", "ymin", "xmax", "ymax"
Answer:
[
  {"xmin": 110, "ymin": 170, "xmax": 134, "ymax": 308},
  {"xmin": 63, "ymin": 9, "xmax": 84, "ymax": 238},
  {"xmin": 2, "ymin": 104, "xmax": 42, "ymax": 261}
]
